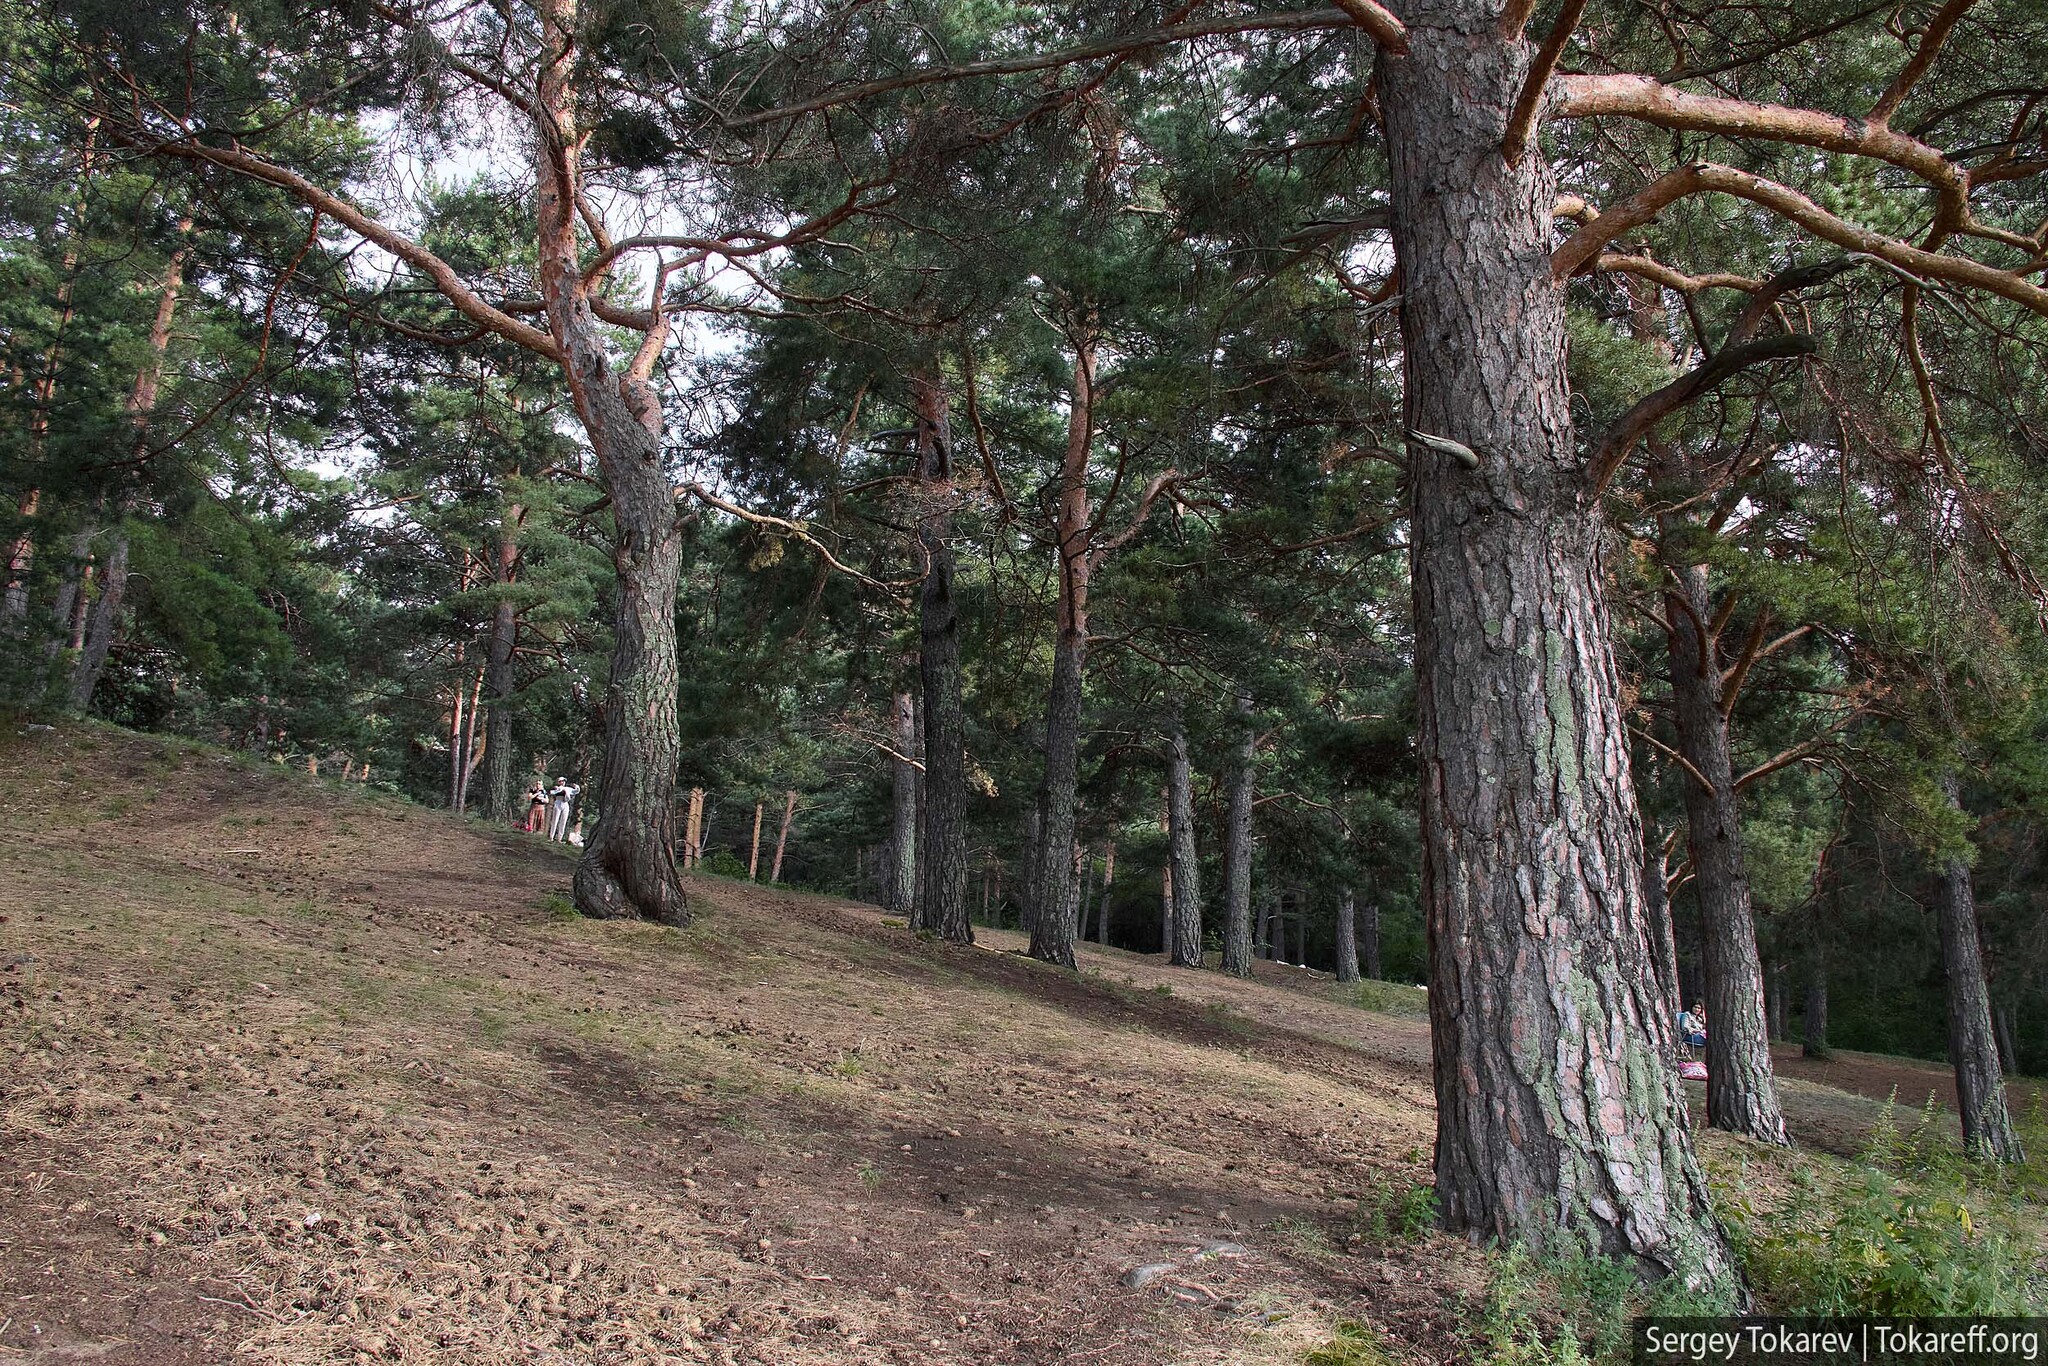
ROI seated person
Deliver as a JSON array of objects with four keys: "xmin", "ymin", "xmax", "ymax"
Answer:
[{"xmin": 1678, "ymin": 1004, "xmax": 1707, "ymax": 1050}]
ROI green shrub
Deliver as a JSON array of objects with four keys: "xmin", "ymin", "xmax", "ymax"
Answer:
[
  {"xmin": 1721, "ymin": 1098, "xmax": 2044, "ymax": 1315},
  {"xmin": 1470, "ymin": 1240, "xmax": 1736, "ymax": 1365},
  {"xmin": 699, "ymin": 849, "xmax": 747, "ymax": 878},
  {"xmin": 1354, "ymin": 1180, "xmax": 1438, "ymax": 1243}
]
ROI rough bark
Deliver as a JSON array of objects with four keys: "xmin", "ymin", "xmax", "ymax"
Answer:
[
  {"xmin": 539, "ymin": 0, "xmax": 687, "ymax": 926},
  {"xmin": 1165, "ymin": 710, "xmax": 1203, "ymax": 968},
  {"xmin": 1933, "ymin": 774, "xmax": 2024, "ymax": 1161},
  {"xmin": 1382, "ymin": 10, "xmax": 1735, "ymax": 1285},
  {"xmin": 910, "ymin": 373, "xmax": 971, "ymax": 942},
  {"xmin": 1219, "ymin": 691, "xmax": 1257, "ymax": 977},
  {"xmin": 1335, "ymin": 887, "xmax": 1361, "ymax": 984},
  {"xmin": 887, "ymin": 688, "xmax": 919, "ymax": 914},
  {"xmin": 1643, "ymin": 836, "xmax": 1683, "ymax": 1025},
  {"xmin": 1664, "ymin": 562, "xmax": 1788, "ymax": 1144},
  {"xmin": 1028, "ymin": 334, "xmax": 1097, "ymax": 968}
]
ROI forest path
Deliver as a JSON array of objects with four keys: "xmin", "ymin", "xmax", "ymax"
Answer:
[{"xmin": 0, "ymin": 723, "xmax": 1997, "ymax": 1365}]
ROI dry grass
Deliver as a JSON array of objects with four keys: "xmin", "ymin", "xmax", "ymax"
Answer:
[{"xmin": 2, "ymin": 723, "xmax": 2013, "ymax": 1365}]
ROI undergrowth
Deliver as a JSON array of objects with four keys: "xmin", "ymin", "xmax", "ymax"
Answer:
[
  {"xmin": 1347, "ymin": 979, "xmax": 1429, "ymax": 1017},
  {"xmin": 1434, "ymin": 1096, "xmax": 2048, "ymax": 1366},
  {"xmin": 1719, "ymin": 1095, "xmax": 2046, "ymax": 1315}
]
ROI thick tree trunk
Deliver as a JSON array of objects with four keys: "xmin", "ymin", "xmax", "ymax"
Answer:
[
  {"xmin": 1335, "ymin": 887, "xmax": 1361, "ymax": 984},
  {"xmin": 1382, "ymin": 13, "xmax": 1735, "ymax": 1284},
  {"xmin": 1933, "ymin": 775, "xmax": 2023, "ymax": 1161},
  {"xmin": 537, "ymin": 0, "xmax": 686, "ymax": 925},
  {"xmin": 910, "ymin": 374, "xmax": 971, "ymax": 942},
  {"xmin": 1165, "ymin": 710, "xmax": 1204, "ymax": 967},
  {"xmin": 887, "ymin": 688, "xmax": 919, "ymax": 914},
  {"xmin": 1361, "ymin": 895, "xmax": 1382, "ymax": 980},
  {"xmin": 1219, "ymin": 691, "xmax": 1256, "ymax": 977},
  {"xmin": 1664, "ymin": 563, "xmax": 1788, "ymax": 1143}
]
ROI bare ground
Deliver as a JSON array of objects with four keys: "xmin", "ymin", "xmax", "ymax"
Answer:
[{"xmin": 0, "ymin": 724, "xmax": 2013, "ymax": 1364}]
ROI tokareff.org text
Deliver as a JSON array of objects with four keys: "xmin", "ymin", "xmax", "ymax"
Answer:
[{"xmin": 1642, "ymin": 1322, "xmax": 2044, "ymax": 1361}]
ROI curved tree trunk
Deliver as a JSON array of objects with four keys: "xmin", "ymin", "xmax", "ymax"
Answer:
[
  {"xmin": 1382, "ymin": 14, "xmax": 1735, "ymax": 1286},
  {"xmin": 1663, "ymin": 564, "xmax": 1788, "ymax": 1144},
  {"xmin": 1335, "ymin": 887, "xmax": 1360, "ymax": 984},
  {"xmin": 1933, "ymin": 774, "xmax": 2023, "ymax": 1161},
  {"xmin": 887, "ymin": 688, "xmax": 919, "ymax": 914},
  {"xmin": 538, "ymin": 0, "xmax": 686, "ymax": 925},
  {"xmin": 70, "ymin": 230, "xmax": 190, "ymax": 715},
  {"xmin": 1219, "ymin": 691, "xmax": 1256, "ymax": 976},
  {"xmin": 1165, "ymin": 710, "xmax": 1203, "ymax": 967},
  {"xmin": 1029, "ymin": 333, "xmax": 1098, "ymax": 968},
  {"xmin": 910, "ymin": 373, "xmax": 971, "ymax": 942}
]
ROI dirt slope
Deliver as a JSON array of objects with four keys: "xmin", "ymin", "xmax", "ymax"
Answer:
[{"xmin": 0, "ymin": 724, "xmax": 1992, "ymax": 1365}]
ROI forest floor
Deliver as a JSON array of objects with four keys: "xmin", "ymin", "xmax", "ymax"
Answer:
[{"xmin": 0, "ymin": 722, "xmax": 2033, "ymax": 1366}]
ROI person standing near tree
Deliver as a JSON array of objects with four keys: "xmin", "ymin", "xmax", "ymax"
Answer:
[
  {"xmin": 546, "ymin": 778, "xmax": 572, "ymax": 842},
  {"xmin": 523, "ymin": 780, "xmax": 548, "ymax": 834}
]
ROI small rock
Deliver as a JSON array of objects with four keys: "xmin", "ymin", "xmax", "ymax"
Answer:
[{"xmin": 1120, "ymin": 1262, "xmax": 1176, "ymax": 1289}]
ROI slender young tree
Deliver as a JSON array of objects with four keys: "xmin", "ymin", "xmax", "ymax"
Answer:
[{"xmin": 1219, "ymin": 691, "xmax": 1258, "ymax": 976}]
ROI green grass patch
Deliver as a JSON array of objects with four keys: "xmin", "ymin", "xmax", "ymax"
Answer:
[
  {"xmin": 1347, "ymin": 979, "xmax": 1429, "ymax": 1017},
  {"xmin": 1304, "ymin": 1320, "xmax": 1395, "ymax": 1366},
  {"xmin": 540, "ymin": 892, "xmax": 579, "ymax": 921}
]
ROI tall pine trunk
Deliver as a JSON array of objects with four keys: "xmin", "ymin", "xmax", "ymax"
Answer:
[
  {"xmin": 1220, "ymin": 691, "xmax": 1256, "ymax": 977},
  {"xmin": 1382, "ymin": 11, "xmax": 1734, "ymax": 1283},
  {"xmin": 910, "ymin": 373, "xmax": 970, "ymax": 941},
  {"xmin": 538, "ymin": 0, "xmax": 686, "ymax": 924},
  {"xmin": 481, "ymin": 510, "xmax": 522, "ymax": 823},
  {"xmin": 1933, "ymin": 774, "xmax": 2023, "ymax": 1161},
  {"xmin": 1663, "ymin": 564, "xmax": 1787, "ymax": 1143},
  {"xmin": 1165, "ymin": 709, "xmax": 1203, "ymax": 968},
  {"xmin": 887, "ymin": 688, "xmax": 919, "ymax": 913},
  {"xmin": 1643, "ymin": 835, "xmax": 1683, "ymax": 1025},
  {"xmin": 1361, "ymin": 894, "xmax": 1382, "ymax": 980},
  {"xmin": 1335, "ymin": 887, "xmax": 1360, "ymax": 984},
  {"xmin": 1029, "ymin": 333, "xmax": 1098, "ymax": 967},
  {"xmin": 1802, "ymin": 968, "xmax": 1829, "ymax": 1060}
]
